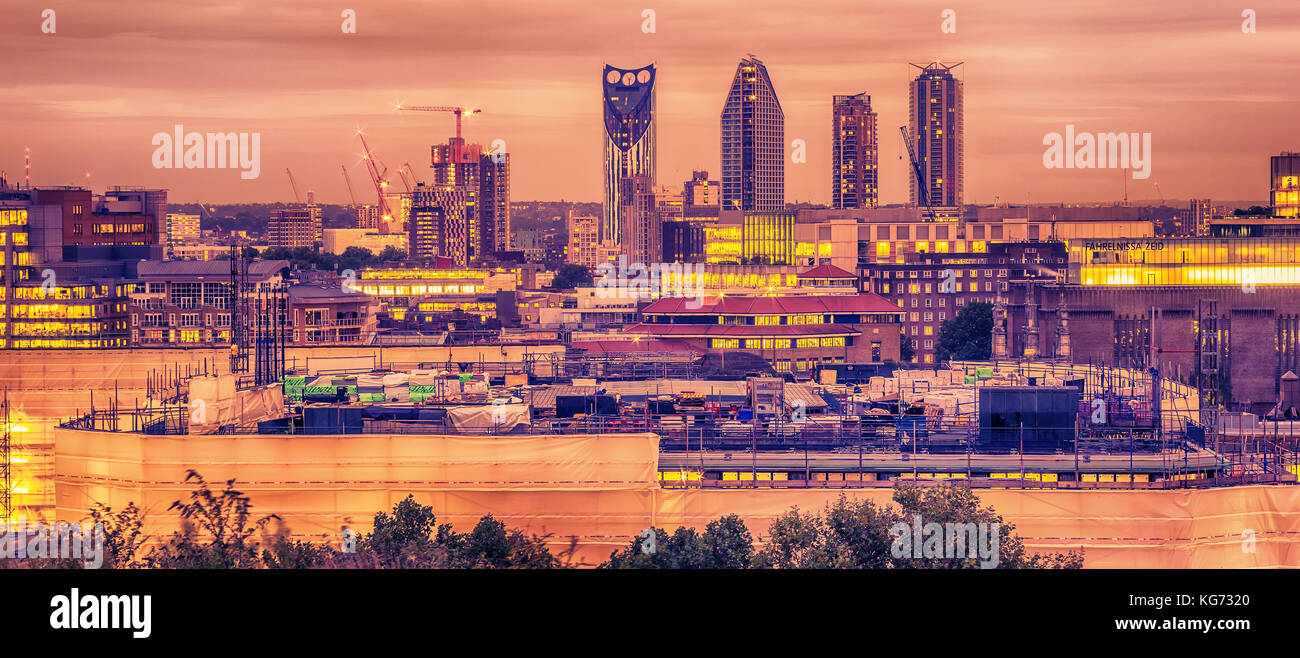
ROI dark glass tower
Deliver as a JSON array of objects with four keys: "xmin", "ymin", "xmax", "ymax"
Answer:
[{"xmin": 602, "ymin": 64, "xmax": 657, "ymax": 244}]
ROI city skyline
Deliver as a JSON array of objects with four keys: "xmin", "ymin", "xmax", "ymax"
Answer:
[{"xmin": 1, "ymin": 0, "xmax": 1298, "ymax": 205}]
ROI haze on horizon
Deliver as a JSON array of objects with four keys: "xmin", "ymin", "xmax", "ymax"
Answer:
[{"xmin": 1, "ymin": 0, "xmax": 1297, "ymax": 206}]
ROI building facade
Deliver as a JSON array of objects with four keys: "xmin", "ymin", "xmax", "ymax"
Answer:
[
  {"xmin": 908, "ymin": 61, "xmax": 964, "ymax": 209},
  {"xmin": 831, "ymin": 92, "xmax": 879, "ymax": 210},
  {"xmin": 721, "ymin": 56, "xmax": 784, "ymax": 212},
  {"xmin": 267, "ymin": 207, "xmax": 322, "ymax": 249},
  {"xmin": 1271, "ymin": 152, "xmax": 1300, "ymax": 218}
]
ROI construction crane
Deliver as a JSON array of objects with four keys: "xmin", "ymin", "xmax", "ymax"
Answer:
[
  {"xmin": 341, "ymin": 165, "xmax": 360, "ymax": 207},
  {"xmin": 356, "ymin": 131, "xmax": 392, "ymax": 221},
  {"xmin": 395, "ymin": 105, "xmax": 481, "ymax": 140},
  {"xmin": 404, "ymin": 162, "xmax": 423, "ymax": 186},
  {"xmin": 286, "ymin": 168, "xmax": 303, "ymax": 204},
  {"xmin": 898, "ymin": 126, "xmax": 934, "ymax": 219}
]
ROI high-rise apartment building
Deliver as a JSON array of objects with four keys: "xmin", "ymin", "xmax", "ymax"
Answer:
[
  {"xmin": 908, "ymin": 61, "xmax": 964, "ymax": 210},
  {"xmin": 721, "ymin": 55, "xmax": 784, "ymax": 212},
  {"xmin": 1271, "ymin": 152, "xmax": 1300, "ymax": 218},
  {"xmin": 355, "ymin": 205, "xmax": 380, "ymax": 231},
  {"xmin": 267, "ymin": 207, "xmax": 322, "ymax": 249},
  {"xmin": 602, "ymin": 64, "xmax": 657, "ymax": 244},
  {"xmin": 479, "ymin": 153, "xmax": 511, "ymax": 254},
  {"xmin": 831, "ymin": 92, "xmax": 879, "ymax": 209},
  {"xmin": 1190, "ymin": 199, "xmax": 1214, "ymax": 236},
  {"xmin": 431, "ymin": 136, "xmax": 510, "ymax": 260},
  {"xmin": 619, "ymin": 175, "xmax": 659, "ymax": 265},
  {"xmin": 166, "ymin": 212, "xmax": 201, "ymax": 257},
  {"xmin": 566, "ymin": 211, "xmax": 601, "ymax": 269},
  {"xmin": 409, "ymin": 183, "xmax": 468, "ymax": 266}
]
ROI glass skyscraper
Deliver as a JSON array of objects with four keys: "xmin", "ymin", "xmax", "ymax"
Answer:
[
  {"xmin": 602, "ymin": 64, "xmax": 657, "ymax": 245},
  {"xmin": 721, "ymin": 55, "xmax": 784, "ymax": 212}
]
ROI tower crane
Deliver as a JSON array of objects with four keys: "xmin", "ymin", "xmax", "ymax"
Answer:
[
  {"xmin": 286, "ymin": 168, "xmax": 303, "ymax": 204},
  {"xmin": 898, "ymin": 126, "xmax": 934, "ymax": 220},
  {"xmin": 356, "ymin": 132, "xmax": 392, "ymax": 222},
  {"xmin": 341, "ymin": 164, "xmax": 359, "ymax": 207},
  {"xmin": 395, "ymin": 105, "xmax": 481, "ymax": 140},
  {"xmin": 404, "ymin": 162, "xmax": 423, "ymax": 186}
]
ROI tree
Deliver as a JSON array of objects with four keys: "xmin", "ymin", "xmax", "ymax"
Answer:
[
  {"xmin": 900, "ymin": 334, "xmax": 916, "ymax": 363},
  {"xmin": 935, "ymin": 301, "xmax": 993, "ymax": 362},
  {"xmin": 703, "ymin": 514, "xmax": 754, "ymax": 569},
  {"xmin": 753, "ymin": 507, "xmax": 830, "ymax": 568},
  {"xmin": 359, "ymin": 495, "xmax": 561, "ymax": 569},
  {"xmin": 601, "ymin": 515, "xmax": 756, "ymax": 569},
  {"xmin": 552, "ymin": 264, "xmax": 593, "ymax": 290},
  {"xmin": 890, "ymin": 483, "xmax": 1084, "ymax": 569},
  {"xmin": 88, "ymin": 502, "xmax": 148, "ymax": 569},
  {"xmin": 376, "ymin": 246, "xmax": 407, "ymax": 263},
  {"xmin": 144, "ymin": 470, "xmax": 279, "ymax": 569}
]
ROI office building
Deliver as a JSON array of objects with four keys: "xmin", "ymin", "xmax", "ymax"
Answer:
[
  {"xmin": 1272, "ymin": 152, "xmax": 1300, "ymax": 218},
  {"xmin": 721, "ymin": 55, "xmax": 784, "ymax": 212},
  {"xmin": 267, "ymin": 207, "xmax": 322, "ymax": 249}
]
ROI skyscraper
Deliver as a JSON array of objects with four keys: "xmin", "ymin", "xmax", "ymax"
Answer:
[
  {"xmin": 831, "ymin": 92, "xmax": 878, "ymax": 209},
  {"xmin": 409, "ymin": 183, "xmax": 468, "ymax": 266},
  {"xmin": 908, "ymin": 61, "xmax": 964, "ymax": 210},
  {"xmin": 602, "ymin": 64, "xmax": 657, "ymax": 245},
  {"xmin": 721, "ymin": 55, "xmax": 784, "ymax": 212},
  {"xmin": 431, "ymin": 135, "xmax": 510, "ymax": 261},
  {"xmin": 479, "ymin": 153, "xmax": 510, "ymax": 254}
]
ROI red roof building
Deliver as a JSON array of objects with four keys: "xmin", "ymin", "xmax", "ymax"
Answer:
[{"xmin": 627, "ymin": 292, "xmax": 903, "ymax": 373}]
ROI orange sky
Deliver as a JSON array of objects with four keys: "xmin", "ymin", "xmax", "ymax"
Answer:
[{"xmin": 1, "ymin": 0, "xmax": 1298, "ymax": 205}]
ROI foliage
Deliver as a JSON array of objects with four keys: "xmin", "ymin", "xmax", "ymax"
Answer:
[
  {"xmin": 1233, "ymin": 205, "xmax": 1272, "ymax": 217},
  {"xmin": 600, "ymin": 514, "xmax": 755, "ymax": 569},
  {"xmin": 143, "ymin": 470, "xmax": 279, "ymax": 568},
  {"xmin": 900, "ymin": 334, "xmax": 916, "ymax": 363},
  {"xmin": 605, "ymin": 484, "xmax": 1084, "ymax": 570},
  {"xmin": 935, "ymin": 301, "xmax": 993, "ymax": 362},
  {"xmin": 552, "ymin": 263, "xmax": 594, "ymax": 290},
  {"xmin": 258, "ymin": 245, "xmax": 406, "ymax": 273}
]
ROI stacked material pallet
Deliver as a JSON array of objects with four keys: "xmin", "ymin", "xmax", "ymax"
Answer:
[{"xmin": 283, "ymin": 375, "xmax": 306, "ymax": 401}]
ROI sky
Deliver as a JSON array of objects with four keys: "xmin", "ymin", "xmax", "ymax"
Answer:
[{"xmin": 1, "ymin": 0, "xmax": 1298, "ymax": 205}]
